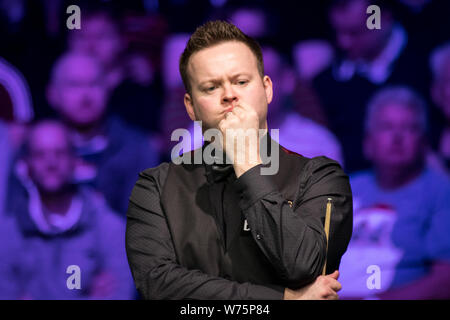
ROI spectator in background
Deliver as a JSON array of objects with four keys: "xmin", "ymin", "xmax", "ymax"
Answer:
[
  {"xmin": 291, "ymin": 40, "xmax": 335, "ymax": 127},
  {"xmin": 313, "ymin": 0, "xmax": 430, "ymax": 173},
  {"xmin": 262, "ymin": 46, "xmax": 344, "ymax": 165},
  {"xmin": 228, "ymin": 5, "xmax": 269, "ymax": 39},
  {"xmin": 0, "ymin": 120, "xmax": 11, "ymax": 215},
  {"xmin": 46, "ymin": 52, "xmax": 158, "ymax": 215},
  {"xmin": 0, "ymin": 120, "xmax": 134, "ymax": 299},
  {"xmin": 430, "ymin": 43, "xmax": 450, "ymax": 172},
  {"xmin": 159, "ymin": 33, "xmax": 193, "ymax": 159},
  {"xmin": 67, "ymin": 4, "xmax": 162, "ymax": 134},
  {"xmin": 338, "ymin": 86, "xmax": 450, "ymax": 299}
]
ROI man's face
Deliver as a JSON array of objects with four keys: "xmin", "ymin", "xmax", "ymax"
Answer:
[
  {"xmin": 365, "ymin": 103, "xmax": 426, "ymax": 169},
  {"xmin": 184, "ymin": 41, "xmax": 272, "ymax": 131},
  {"xmin": 330, "ymin": 0, "xmax": 391, "ymax": 61},
  {"xmin": 26, "ymin": 124, "xmax": 75, "ymax": 194},
  {"xmin": 432, "ymin": 59, "xmax": 450, "ymax": 121},
  {"xmin": 51, "ymin": 56, "xmax": 109, "ymax": 127},
  {"xmin": 69, "ymin": 15, "xmax": 123, "ymax": 68}
]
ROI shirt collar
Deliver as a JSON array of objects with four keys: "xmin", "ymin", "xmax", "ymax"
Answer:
[
  {"xmin": 334, "ymin": 24, "xmax": 408, "ymax": 84},
  {"xmin": 203, "ymin": 130, "xmax": 273, "ymax": 184}
]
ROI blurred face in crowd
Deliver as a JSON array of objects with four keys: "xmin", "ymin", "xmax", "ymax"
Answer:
[
  {"xmin": 330, "ymin": 0, "xmax": 393, "ymax": 61},
  {"xmin": 48, "ymin": 54, "xmax": 109, "ymax": 128},
  {"xmin": 184, "ymin": 41, "xmax": 273, "ymax": 131},
  {"xmin": 26, "ymin": 122, "xmax": 75, "ymax": 194},
  {"xmin": 69, "ymin": 14, "xmax": 124, "ymax": 69},
  {"xmin": 432, "ymin": 58, "xmax": 450, "ymax": 121},
  {"xmin": 230, "ymin": 8, "xmax": 267, "ymax": 38},
  {"xmin": 364, "ymin": 103, "xmax": 426, "ymax": 169},
  {"xmin": 262, "ymin": 47, "xmax": 282, "ymax": 112}
]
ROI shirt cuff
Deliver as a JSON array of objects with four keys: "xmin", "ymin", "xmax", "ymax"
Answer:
[{"xmin": 234, "ymin": 164, "xmax": 277, "ymax": 210}]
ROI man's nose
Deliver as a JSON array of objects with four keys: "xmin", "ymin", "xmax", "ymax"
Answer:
[{"xmin": 222, "ymin": 84, "xmax": 238, "ymax": 105}]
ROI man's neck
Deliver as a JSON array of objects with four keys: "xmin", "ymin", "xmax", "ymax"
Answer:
[{"xmin": 375, "ymin": 161, "xmax": 424, "ymax": 190}]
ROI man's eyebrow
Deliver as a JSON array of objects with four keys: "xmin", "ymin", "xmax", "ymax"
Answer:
[
  {"xmin": 198, "ymin": 73, "xmax": 252, "ymax": 86},
  {"xmin": 198, "ymin": 78, "xmax": 221, "ymax": 87}
]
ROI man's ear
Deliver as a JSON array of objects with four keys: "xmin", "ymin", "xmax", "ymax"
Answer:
[
  {"xmin": 184, "ymin": 92, "xmax": 196, "ymax": 121},
  {"xmin": 263, "ymin": 75, "xmax": 273, "ymax": 104}
]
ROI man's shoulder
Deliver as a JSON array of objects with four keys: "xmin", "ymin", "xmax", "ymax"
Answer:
[
  {"xmin": 279, "ymin": 146, "xmax": 349, "ymax": 187},
  {"xmin": 139, "ymin": 162, "xmax": 171, "ymax": 188},
  {"xmin": 288, "ymin": 151, "xmax": 344, "ymax": 177}
]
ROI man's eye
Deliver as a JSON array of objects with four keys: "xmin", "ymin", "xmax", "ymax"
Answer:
[
  {"xmin": 206, "ymin": 86, "xmax": 216, "ymax": 92},
  {"xmin": 237, "ymin": 80, "xmax": 248, "ymax": 85}
]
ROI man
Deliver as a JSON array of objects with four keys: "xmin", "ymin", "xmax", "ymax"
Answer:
[
  {"xmin": 0, "ymin": 120, "xmax": 134, "ymax": 299},
  {"xmin": 313, "ymin": 0, "xmax": 430, "ymax": 173},
  {"xmin": 126, "ymin": 21, "xmax": 353, "ymax": 300},
  {"xmin": 338, "ymin": 86, "xmax": 450, "ymax": 299},
  {"xmin": 67, "ymin": 4, "xmax": 162, "ymax": 135},
  {"xmin": 46, "ymin": 52, "xmax": 159, "ymax": 215}
]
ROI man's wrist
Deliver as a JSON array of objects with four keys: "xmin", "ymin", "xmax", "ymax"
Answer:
[{"xmin": 233, "ymin": 160, "xmax": 262, "ymax": 178}]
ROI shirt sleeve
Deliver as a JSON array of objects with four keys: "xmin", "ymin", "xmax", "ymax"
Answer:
[
  {"xmin": 125, "ymin": 163, "xmax": 284, "ymax": 300},
  {"xmin": 234, "ymin": 156, "xmax": 353, "ymax": 288},
  {"xmin": 425, "ymin": 177, "xmax": 450, "ymax": 262}
]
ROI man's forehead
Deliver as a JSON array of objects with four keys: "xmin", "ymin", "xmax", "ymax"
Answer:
[{"xmin": 187, "ymin": 41, "xmax": 258, "ymax": 82}]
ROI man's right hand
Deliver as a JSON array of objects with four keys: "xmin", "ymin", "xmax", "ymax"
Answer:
[{"xmin": 283, "ymin": 270, "xmax": 342, "ymax": 300}]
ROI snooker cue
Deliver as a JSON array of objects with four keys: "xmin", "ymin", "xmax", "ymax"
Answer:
[{"xmin": 322, "ymin": 198, "xmax": 332, "ymax": 276}]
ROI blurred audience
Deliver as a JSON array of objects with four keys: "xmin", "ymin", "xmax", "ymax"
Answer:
[
  {"xmin": 0, "ymin": 120, "xmax": 11, "ymax": 215},
  {"xmin": 0, "ymin": 57, "xmax": 33, "ymax": 123},
  {"xmin": 46, "ymin": 52, "xmax": 158, "ymax": 215},
  {"xmin": 228, "ymin": 5, "xmax": 270, "ymax": 39},
  {"xmin": 262, "ymin": 46, "xmax": 344, "ymax": 165},
  {"xmin": 67, "ymin": 4, "xmax": 162, "ymax": 134},
  {"xmin": 0, "ymin": 120, "xmax": 134, "ymax": 299},
  {"xmin": 313, "ymin": 0, "xmax": 430, "ymax": 173},
  {"xmin": 430, "ymin": 43, "xmax": 450, "ymax": 172},
  {"xmin": 395, "ymin": 0, "xmax": 450, "ymax": 58},
  {"xmin": 338, "ymin": 86, "xmax": 450, "ymax": 299},
  {"xmin": 159, "ymin": 33, "xmax": 192, "ymax": 160},
  {"xmin": 291, "ymin": 40, "xmax": 334, "ymax": 127}
]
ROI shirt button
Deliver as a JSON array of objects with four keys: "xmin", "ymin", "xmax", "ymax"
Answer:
[{"xmin": 256, "ymin": 234, "xmax": 262, "ymax": 240}]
